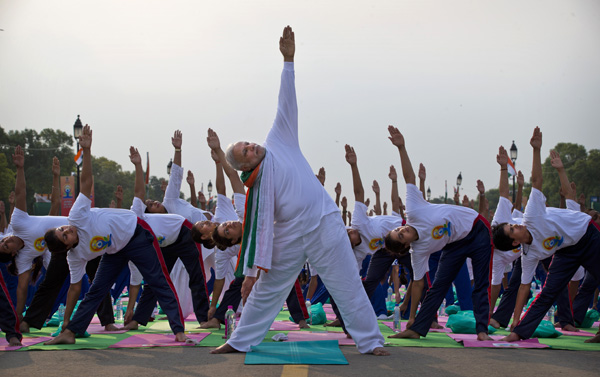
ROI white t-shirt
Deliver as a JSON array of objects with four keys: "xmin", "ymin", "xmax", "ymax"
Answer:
[
  {"xmin": 130, "ymin": 197, "xmax": 185, "ymax": 248},
  {"xmin": 519, "ymin": 188, "xmax": 591, "ymax": 284},
  {"xmin": 67, "ymin": 194, "xmax": 137, "ymax": 283},
  {"xmin": 405, "ymin": 183, "xmax": 479, "ymax": 280},
  {"xmin": 11, "ymin": 208, "xmax": 67, "ymax": 274},
  {"xmin": 213, "ymin": 194, "xmax": 242, "ymax": 279},
  {"xmin": 264, "ymin": 62, "xmax": 340, "ymax": 244},
  {"xmin": 129, "ymin": 261, "xmax": 143, "ymax": 286},
  {"xmin": 491, "ymin": 197, "xmax": 522, "ymax": 285}
]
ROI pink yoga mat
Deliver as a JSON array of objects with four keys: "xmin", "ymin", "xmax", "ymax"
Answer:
[
  {"xmin": 326, "ymin": 313, "xmax": 337, "ymax": 321},
  {"xmin": 560, "ymin": 329, "xmax": 595, "ymax": 337},
  {"xmin": 286, "ymin": 331, "xmax": 355, "ymax": 346},
  {"xmin": 0, "ymin": 336, "xmax": 52, "ymax": 351},
  {"xmin": 86, "ymin": 324, "xmax": 128, "ymax": 334},
  {"xmin": 447, "ymin": 333, "xmax": 549, "ymax": 348},
  {"xmin": 90, "ymin": 316, "xmax": 101, "ymax": 324},
  {"xmin": 109, "ymin": 332, "xmax": 210, "ymax": 348},
  {"xmin": 383, "ymin": 321, "xmax": 451, "ymax": 333},
  {"xmin": 270, "ymin": 321, "xmax": 300, "ymax": 331}
]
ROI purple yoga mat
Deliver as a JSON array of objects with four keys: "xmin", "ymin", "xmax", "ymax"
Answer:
[
  {"xmin": 462, "ymin": 339, "xmax": 549, "ymax": 348},
  {"xmin": 383, "ymin": 321, "xmax": 451, "ymax": 333},
  {"xmin": 270, "ymin": 321, "xmax": 300, "ymax": 331},
  {"xmin": 560, "ymin": 329, "xmax": 595, "ymax": 337},
  {"xmin": 109, "ymin": 332, "xmax": 210, "ymax": 348},
  {"xmin": 86, "ymin": 324, "xmax": 128, "ymax": 334},
  {"xmin": 286, "ymin": 331, "xmax": 355, "ymax": 346},
  {"xmin": 0, "ymin": 336, "xmax": 52, "ymax": 351}
]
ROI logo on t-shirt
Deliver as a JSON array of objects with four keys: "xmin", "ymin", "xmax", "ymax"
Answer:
[
  {"xmin": 432, "ymin": 222, "xmax": 452, "ymax": 240},
  {"xmin": 369, "ymin": 238, "xmax": 384, "ymax": 251},
  {"xmin": 90, "ymin": 234, "xmax": 113, "ymax": 252},
  {"xmin": 34, "ymin": 237, "xmax": 46, "ymax": 252},
  {"xmin": 157, "ymin": 236, "xmax": 165, "ymax": 245},
  {"xmin": 543, "ymin": 235, "xmax": 563, "ymax": 251}
]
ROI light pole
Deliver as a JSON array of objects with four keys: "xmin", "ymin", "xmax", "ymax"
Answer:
[
  {"xmin": 207, "ymin": 180, "xmax": 213, "ymax": 212},
  {"xmin": 427, "ymin": 187, "xmax": 431, "ymax": 202},
  {"xmin": 73, "ymin": 115, "xmax": 83, "ymax": 197},
  {"xmin": 456, "ymin": 172, "xmax": 462, "ymax": 196},
  {"xmin": 510, "ymin": 141, "xmax": 518, "ymax": 203}
]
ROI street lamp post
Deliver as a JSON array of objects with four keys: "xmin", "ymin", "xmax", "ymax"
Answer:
[
  {"xmin": 73, "ymin": 115, "xmax": 83, "ymax": 197},
  {"xmin": 510, "ymin": 141, "xmax": 518, "ymax": 203},
  {"xmin": 427, "ymin": 187, "xmax": 431, "ymax": 202},
  {"xmin": 207, "ymin": 180, "xmax": 213, "ymax": 212},
  {"xmin": 456, "ymin": 172, "xmax": 462, "ymax": 196}
]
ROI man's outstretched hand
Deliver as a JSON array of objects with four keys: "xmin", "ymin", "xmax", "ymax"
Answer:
[{"xmin": 280, "ymin": 25, "xmax": 295, "ymax": 62}]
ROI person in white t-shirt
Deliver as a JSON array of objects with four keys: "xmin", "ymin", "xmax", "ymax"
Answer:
[
  {"xmin": 211, "ymin": 26, "xmax": 387, "ymax": 356},
  {"xmin": 495, "ymin": 127, "xmax": 600, "ymax": 343},
  {"xmin": 384, "ymin": 125, "xmax": 493, "ymax": 341},
  {"xmin": 42, "ymin": 125, "xmax": 186, "ymax": 345},
  {"xmin": 121, "ymin": 146, "xmax": 209, "ymax": 330}
]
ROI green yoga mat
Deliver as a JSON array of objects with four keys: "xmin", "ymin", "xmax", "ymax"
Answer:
[
  {"xmin": 540, "ymin": 335, "xmax": 600, "ymax": 351},
  {"xmin": 24, "ymin": 333, "xmax": 133, "ymax": 351},
  {"xmin": 245, "ymin": 340, "xmax": 348, "ymax": 365}
]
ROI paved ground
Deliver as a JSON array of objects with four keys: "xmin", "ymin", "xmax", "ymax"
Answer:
[{"xmin": 2, "ymin": 346, "xmax": 600, "ymax": 377}]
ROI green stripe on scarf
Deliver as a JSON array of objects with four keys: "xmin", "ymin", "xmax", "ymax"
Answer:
[{"xmin": 235, "ymin": 168, "xmax": 261, "ymax": 277}]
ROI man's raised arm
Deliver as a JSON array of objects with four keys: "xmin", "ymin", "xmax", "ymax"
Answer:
[
  {"xmin": 387, "ymin": 126, "xmax": 416, "ymax": 185},
  {"xmin": 345, "ymin": 145, "xmax": 365, "ymax": 204}
]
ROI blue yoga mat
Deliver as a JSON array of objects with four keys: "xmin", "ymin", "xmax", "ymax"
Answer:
[{"xmin": 245, "ymin": 340, "xmax": 349, "ymax": 365}]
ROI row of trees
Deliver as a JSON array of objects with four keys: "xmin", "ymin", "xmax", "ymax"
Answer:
[{"xmin": 0, "ymin": 126, "xmax": 178, "ymax": 214}]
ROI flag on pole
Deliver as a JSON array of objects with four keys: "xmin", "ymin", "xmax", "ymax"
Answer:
[
  {"xmin": 74, "ymin": 149, "xmax": 83, "ymax": 166},
  {"xmin": 507, "ymin": 158, "xmax": 516, "ymax": 177},
  {"xmin": 145, "ymin": 152, "xmax": 150, "ymax": 185}
]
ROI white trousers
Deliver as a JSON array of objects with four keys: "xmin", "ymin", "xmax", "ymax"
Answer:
[{"xmin": 227, "ymin": 213, "xmax": 384, "ymax": 353}]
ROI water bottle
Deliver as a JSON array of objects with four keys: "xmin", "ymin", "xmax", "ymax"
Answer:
[
  {"xmin": 305, "ymin": 300, "xmax": 312, "ymax": 325},
  {"xmin": 438, "ymin": 299, "xmax": 446, "ymax": 317},
  {"xmin": 387, "ymin": 287, "xmax": 393, "ymax": 303},
  {"xmin": 225, "ymin": 306, "xmax": 236, "ymax": 339},
  {"xmin": 548, "ymin": 306, "xmax": 555, "ymax": 324},
  {"xmin": 58, "ymin": 303, "xmax": 66, "ymax": 320},
  {"xmin": 393, "ymin": 304, "xmax": 400, "ymax": 331},
  {"xmin": 115, "ymin": 299, "xmax": 124, "ymax": 321}
]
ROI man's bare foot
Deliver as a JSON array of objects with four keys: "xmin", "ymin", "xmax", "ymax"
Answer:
[
  {"xmin": 584, "ymin": 334, "xmax": 600, "ymax": 343},
  {"xmin": 345, "ymin": 332, "xmax": 352, "ymax": 339},
  {"xmin": 104, "ymin": 323, "xmax": 119, "ymax": 331},
  {"xmin": 9, "ymin": 337, "xmax": 22, "ymax": 347},
  {"xmin": 324, "ymin": 319, "xmax": 340, "ymax": 327},
  {"xmin": 477, "ymin": 332, "xmax": 493, "ymax": 341},
  {"xmin": 430, "ymin": 321, "xmax": 444, "ymax": 329},
  {"xmin": 175, "ymin": 332, "xmax": 189, "ymax": 342},
  {"xmin": 120, "ymin": 320, "xmax": 139, "ymax": 331},
  {"xmin": 298, "ymin": 320, "xmax": 310, "ymax": 329},
  {"xmin": 210, "ymin": 343, "xmax": 242, "ymax": 354},
  {"xmin": 489, "ymin": 318, "xmax": 501, "ymax": 329},
  {"xmin": 200, "ymin": 318, "xmax": 221, "ymax": 329},
  {"xmin": 561, "ymin": 324, "xmax": 579, "ymax": 332},
  {"xmin": 19, "ymin": 321, "xmax": 30, "ymax": 333},
  {"xmin": 388, "ymin": 329, "xmax": 420, "ymax": 339},
  {"xmin": 501, "ymin": 332, "xmax": 521, "ymax": 342},
  {"xmin": 371, "ymin": 346, "xmax": 390, "ymax": 356},
  {"xmin": 44, "ymin": 329, "xmax": 76, "ymax": 345}
]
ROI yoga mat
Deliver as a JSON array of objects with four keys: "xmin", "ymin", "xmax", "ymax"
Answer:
[
  {"xmin": 560, "ymin": 329, "xmax": 595, "ymax": 337},
  {"xmin": 326, "ymin": 313, "xmax": 337, "ymax": 321},
  {"xmin": 540, "ymin": 335, "xmax": 600, "ymax": 351},
  {"xmin": 25, "ymin": 333, "xmax": 131, "ymax": 351},
  {"xmin": 270, "ymin": 321, "xmax": 300, "ymax": 331},
  {"xmin": 146, "ymin": 320, "xmax": 208, "ymax": 333},
  {"xmin": 286, "ymin": 331, "xmax": 355, "ymax": 346},
  {"xmin": 385, "ymin": 331, "xmax": 463, "ymax": 348},
  {"xmin": 382, "ymin": 321, "xmax": 451, "ymax": 333},
  {"xmin": 462, "ymin": 339, "xmax": 548, "ymax": 348},
  {"xmin": 0, "ymin": 336, "xmax": 52, "ymax": 351},
  {"xmin": 245, "ymin": 340, "xmax": 348, "ymax": 365},
  {"xmin": 86, "ymin": 324, "xmax": 128, "ymax": 334},
  {"xmin": 109, "ymin": 332, "xmax": 210, "ymax": 348}
]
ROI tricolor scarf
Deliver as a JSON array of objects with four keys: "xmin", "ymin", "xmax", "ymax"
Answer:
[{"xmin": 234, "ymin": 150, "xmax": 274, "ymax": 277}]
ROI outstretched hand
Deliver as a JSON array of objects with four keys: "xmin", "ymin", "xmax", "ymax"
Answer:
[
  {"xmin": 129, "ymin": 146, "xmax": 142, "ymax": 165},
  {"xmin": 550, "ymin": 150, "xmax": 563, "ymax": 170},
  {"xmin": 372, "ymin": 180, "xmax": 380, "ymax": 194},
  {"xmin": 344, "ymin": 145, "xmax": 357, "ymax": 165},
  {"xmin": 530, "ymin": 127, "xmax": 542, "ymax": 149},
  {"xmin": 172, "ymin": 130, "xmax": 182, "ymax": 149},
  {"xmin": 52, "ymin": 157, "xmax": 60, "ymax": 176},
  {"xmin": 12, "ymin": 145, "xmax": 24, "ymax": 169},
  {"xmin": 335, "ymin": 182, "xmax": 341, "ymax": 195},
  {"xmin": 210, "ymin": 149, "xmax": 220, "ymax": 163},
  {"xmin": 341, "ymin": 196, "xmax": 347, "ymax": 209},
  {"xmin": 497, "ymin": 146, "xmax": 508, "ymax": 166},
  {"xmin": 389, "ymin": 165, "xmax": 397, "ymax": 181},
  {"xmin": 187, "ymin": 171, "xmax": 195, "ymax": 185},
  {"xmin": 317, "ymin": 167, "xmax": 326, "ymax": 186},
  {"xmin": 206, "ymin": 128, "xmax": 220, "ymax": 151},
  {"xmin": 517, "ymin": 171, "xmax": 524, "ymax": 186},
  {"xmin": 387, "ymin": 125, "xmax": 405, "ymax": 148},
  {"xmin": 79, "ymin": 125, "xmax": 92, "ymax": 149},
  {"xmin": 279, "ymin": 25, "xmax": 295, "ymax": 62},
  {"xmin": 418, "ymin": 163, "xmax": 426, "ymax": 181},
  {"xmin": 476, "ymin": 179, "xmax": 485, "ymax": 195}
]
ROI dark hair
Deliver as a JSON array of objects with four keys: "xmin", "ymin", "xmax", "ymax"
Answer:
[
  {"xmin": 492, "ymin": 223, "xmax": 517, "ymax": 251},
  {"xmin": 44, "ymin": 228, "xmax": 69, "ymax": 254},
  {"xmin": 1, "ymin": 252, "xmax": 15, "ymax": 266},
  {"xmin": 190, "ymin": 222, "xmax": 217, "ymax": 250},
  {"xmin": 384, "ymin": 232, "xmax": 410, "ymax": 256},
  {"xmin": 211, "ymin": 226, "xmax": 241, "ymax": 251}
]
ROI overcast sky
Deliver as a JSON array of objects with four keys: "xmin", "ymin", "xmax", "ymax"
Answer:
[{"xmin": 1, "ymin": 0, "xmax": 599, "ymax": 209}]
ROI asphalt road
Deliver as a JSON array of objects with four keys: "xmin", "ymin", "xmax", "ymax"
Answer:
[{"xmin": 2, "ymin": 346, "xmax": 599, "ymax": 377}]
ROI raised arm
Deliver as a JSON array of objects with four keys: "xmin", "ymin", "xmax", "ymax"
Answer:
[
  {"xmin": 316, "ymin": 167, "xmax": 326, "ymax": 187},
  {"xmin": 334, "ymin": 183, "xmax": 341, "ymax": 207},
  {"xmin": 477, "ymin": 180, "xmax": 486, "ymax": 215},
  {"xmin": 172, "ymin": 130, "xmax": 182, "ymax": 167},
  {"xmin": 0, "ymin": 202, "xmax": 6, "ymax": 232},
  {"xmin": 418, "ymin": 163, "xmax": 426, "ymax": 200},
  {"xmin": 372, "ymin": 180, "xmax": 381, "ymax": 215},
  {"xmin": 515, "ymin": 171, "xmax": 524, "ymax": 211},
  {"xmin": 387, "ymin": 126, "xmax": 416, "ymax": 185},
  {"xmin": 550, "ymin": 150, "xmax": 574, "ymax": 200},
  {"xmin": 78, "ymin": 125, "xmax": 93, "ymax": 198},
  {"xmin": 212, "ymin": 150, "xmax": 226, "ymax": 196},
  {"xmin": 130, "ymin": 147, "xmax": 145, "ymax": 200},
  {"xmin": 341, "ymin": 196, "xmax": 348, "ymax": 225},
  {"xmin": 49, "ymin": 157, "xmax": 61, "ymax": 216},
  {"xmin": 389, "ymin": 165, "xmax": 400, "ymax": 214},
  {"xmin": 207, "ymin": 128, "xmax": 245, "ymax": 194},
  {"xmin": 114, "ymin": 185, "xmax": 123, "ymax": 209},
  {"xmin": 497, "ymin": 146, "xmax": 510, "ymax": 200},
  {"xmin": 345, "ymin": 145, "xmax": 365, "ymax": 204},
  {"xmin": 530, "ymin": 127, "xmax": 543, "ymax": 191},
  {"xmin": 12, "ymin": 146, "xmax": 27, "ymax": 212},
  {"xmin": 187, "ymin": 171, "xmax": 197, "ymax": 207}
]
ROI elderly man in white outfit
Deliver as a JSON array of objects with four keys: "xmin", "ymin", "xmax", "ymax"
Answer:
[{"xmin": 211, "ymin": 26, "xmax": 387, "ymax": 356}]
